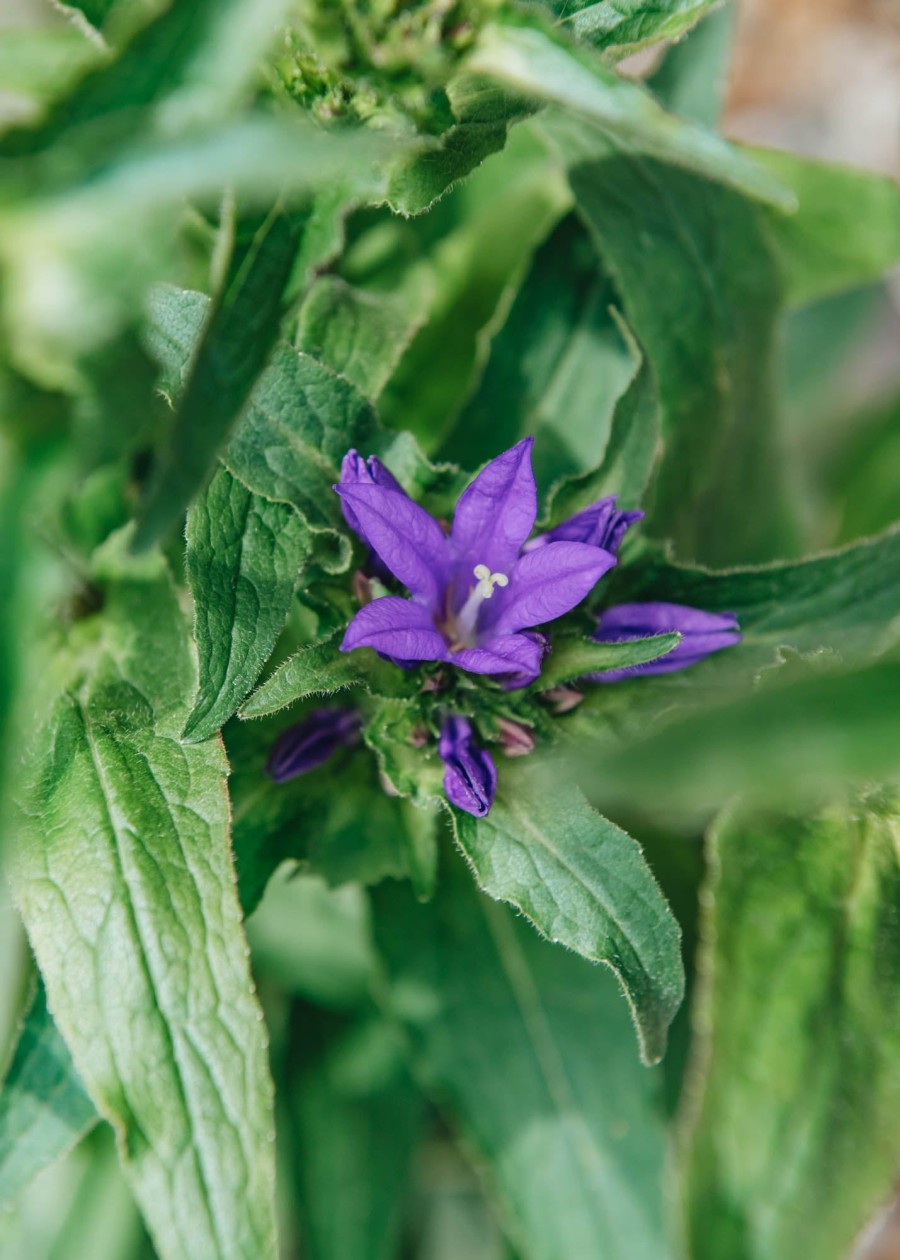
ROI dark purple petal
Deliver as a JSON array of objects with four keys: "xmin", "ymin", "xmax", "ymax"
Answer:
[
  {"xmin": 450, "ymin": 438, "xmax": 537, "ymax": 577},
  {"xmin": 589, "ymin": 601, "xmax": 741, "ymax": 682},
  {"xmin": 489, "ymin": 541, "xmax": 616, "ymax": 635},
  {"xmin": 525, "ymin": 498, "xmax": 643, "ymax": 555},
  {"xmin": 451, "ymin": 630, "xmax": 546, "ymax": 686},
  {"xmin": 438, "ymin": 715, "xmax": 497, "ymax": 818},
  {"xmin": 341, "ymin": 596, "xmax": 449, "ymax": 664},
  {"xmin": 266, "ymin": 708, "xmax": 360, "ymax": 783},
  {"xmin": 335, "ymin": 484, "xmax": 450, "ymax": 608}
]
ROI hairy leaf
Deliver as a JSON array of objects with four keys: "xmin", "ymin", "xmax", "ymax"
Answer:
[
  {"xmin": 537, "ymin": 631, "xmax": 680, "ymax": 689},
  {"xmin": 10, "ymin": 540, "xmax": 278, "ymax": 1260},
  {"xmin": 183, "ymin": 466, "xmax": 310, "ymax": 743},
  {"xmin": 373, "ymin": 859, "xmax": 676, "ymax": 1259},
  {"xmin": 240, "ymin": 636, "xmax": 371, "ymax": 720},
  {"xmin": 453, "ymin": 761, "xmax": 684, "ymax": 1063},
  {"xmin": 682, "ymin": 796, "xmax": 900, "ymax": 1260},
  {"xmin": 0, "ymin": 983, "xmax": 97, "ymax": 1211}
]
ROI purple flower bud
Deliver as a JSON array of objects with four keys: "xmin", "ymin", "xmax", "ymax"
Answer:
[
  {"xmin": 266, "ymin": 708, "xmax": 360, "ymax": 783},
  {"xmin": 588, "ymin": 602, "xmax": 741, "ymax": 682},
  {"xmin": 339, "ymin": 451, "xmax": 407, "ymax": 584},
  {"xmin": 339, "ymin": 450, "xmax": 406, "ymax": 540},
  {"xmin": 496, "ymin": 717, "xmax": 535, "ymax": 758},
  {"xmin": 525, "ymin": 497, "xmax": 643, "ymax": 556},
  {"xmin": 438, "ymin": 715, "xmax": 497, "ymax": 818}
]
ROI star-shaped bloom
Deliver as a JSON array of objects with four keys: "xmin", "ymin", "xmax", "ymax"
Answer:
[{"xmin": 335, "ymin": 438, "xmax": 616, "ymax": 687}]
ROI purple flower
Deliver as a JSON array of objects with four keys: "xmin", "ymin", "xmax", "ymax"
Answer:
[
  {"xmin": 439, "ymin": 715, "xmax": 497, "ymax": 817},
  {"xmin": 340, "ymin": 452, "xmax": 408, "ymax": 583},
  {"xmin": 335, "ymin": 438, "xmax": 615, "ymax": 688},
  {"xmin": 525, "ymin": 497, "xmax": 643, "ymax": 555},
  {"xmin": 265, "ymin": 708, "xmax": 360, "ymax": 783},
  {"xmin": 588, "ymin": 602, "xmax": 741, "ymax": 682}
]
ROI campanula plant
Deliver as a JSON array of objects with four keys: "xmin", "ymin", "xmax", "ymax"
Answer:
[{"xmin": 3, "ymin": 3, "xmax": 900, "ymax": 1260}]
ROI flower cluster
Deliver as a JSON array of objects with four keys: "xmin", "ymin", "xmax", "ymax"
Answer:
[{"xmin": 267, "ymin": 439, "xmax": 740, "ymax": 816}]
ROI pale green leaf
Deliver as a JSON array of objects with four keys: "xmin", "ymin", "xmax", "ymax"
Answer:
[
  {"xmin": 682, "ymin": 795, "xmax": 900, "ymax": 1260},
  {"xmin": 542, "ymin": 0, "xmax": 723, "ymax": 55},
  {"xmin": 537, "ymin": 631, "xmax": 680, "ymax": 689},
  {"xmin": 373, "ymin": 858, "xmax": 676, "ymax": 1259},
  {"xmin": 755, "ymin": 148, "xmax": 900, "ymax": 309},
  {"xmin": 182, "ymin": 466, "xmax": 310, "ymax": 743},
  {"xmin": 467, "ymin": 20, "xmax": 794, "ymax": 209},
  {"xmin": 10, "ymin": 539, "xmax": 278, "ymax": 1260},
  {"xmin": 0, "ymin": 983, "xmax": 97, "ymax": 1211},
  {"xmin": 453, "ymin": 761, "xmax": 684, "ymax": 1063}
]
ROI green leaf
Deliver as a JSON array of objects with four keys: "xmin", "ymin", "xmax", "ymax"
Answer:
[
  {"xmin": 247, "ymin": 873, "xmax": 374, "ymax": 1009},
  {"xmin": 445, "ymin": 214, "xmax": 639, "ymax": 489},
  {"xmin": 649, "ymin": 3, "xmax": 735, "ymax": 127},
  {"xmin": 134, "ymin": 208, "xmax": 302, "ymax": 550},
  {"xmin": 541, "ymin": 0, "xmax": 722, "ymax": 55},
  {"xmin": 616, "ymin": 525, "xmax": 900, "ymax": 682},
  {"xmin": 1, "ymin": 0, "xmax": 295, "ymax": 159},
  {"xmin": 386, "ymin": 77, "xmax": 516, "ymax": 216},
  {"xmin": 287, "ymin": 1009, "xmax": 422, "ymax": 1260},
  {"xmin": 0, "ymin": 27, "xmax": 99, "ymax": 114},
  {"xmin": 373, "ymin": 857, "xmax": 676, "ymax": 1259},
  {"xmin": 240, "ymin": 635, "xmax": 369, "ymax": 720},
  {"xmin": 546, "ymin": 354, "xmax": 661, "ymax": 519},
  {"xmin": 452, "ymin": 761, "xmax": 684, "ymax": 1063},
  {"xmin": 297, "ymin": 274, "xmax": 432, "ymax": 402},
  {"xmin": 146, "ymin": 284, "xmax": 379, "ymax": 526},
  {"xmin": 364, "ymin": 698, "xmax": 445, "ymax": 808},
  {"xmin": 755, "ymin": 148, "xmax": 900, "ymax": 309},
  {"xmin": 0, "ymin": 982, "xmax": 97, "ymax": 1211},
  {"xmin": 468, "ymin": 19, "xmax": 794, "ymax": 209},
  {"xmin": 584, "ymin": 661, "xmax": 900, "ymax": 819},
  {"xmin": 379, "ymin": 122, "xmax": 572, "ymax": 451},
  {"xmin": 182, "ymin": 466, "xmax": 310, "ymax": 743},
  {"xmin": 681, "ymin": 795, "xmax": 900, "ymax": 1260},
  {"xmin": 566, "ymin": 144, "xmax": 794, "ymax": 563},
  {"xmin": 10, "ymin": 538, "xmax": 278, "ymax": 1260},
  {"xmin": 228, "ymin": 716, "xmax": 438, "ymax": 913},
  {"xmin": 224, "ymin": 347, "xmax": 379, "ymax": 528},
  {"xmin": 537, "ymin": 631, "xmax": 680, "ymax": 689}
]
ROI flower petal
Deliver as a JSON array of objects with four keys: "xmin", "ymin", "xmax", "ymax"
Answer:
[
  {"xmin": 590, "ymin": 601, "xmax": 741, "ymax": 682},
  {"xmin": 341, "ymin": 596, "xmax": 449, "ymax": 664},
  {"xmin": 336, "ymin": 484, "xmax": 450, "ymax": 607},
  {"xmin": 339, "ymin": 450, "xmax": 407, "ymax": 540},
  {"xmin": 525, "ymin": 498, "xmax": 643, "ymax": 554},
  {"xmin": 438, "ymin": 715, "xmax": 497, "ymax": 817},
  {"xmin": 451, "ymin": 631, "xmax": 545, "ymax": 685},
  {"xmin": 450, "ymin": 437, "xmax": 537, "ymax": 577},
  {"xmin": 489, "ymin": 541, "xmax": 616, "ymax": 635}
]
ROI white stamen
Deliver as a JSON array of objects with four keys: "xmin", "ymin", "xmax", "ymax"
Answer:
[{"xmin": 453, "ymin": 564, "xmax": 510, "ymax": 645}]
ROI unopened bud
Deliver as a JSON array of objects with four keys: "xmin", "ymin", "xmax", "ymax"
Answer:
[
  {"xmin": 541, "ymin": 685, "xmax": 584, "ymax": 714},
  {"xmin": 496, "ymin": 717, "xmax": 535, "ymax": 758}
]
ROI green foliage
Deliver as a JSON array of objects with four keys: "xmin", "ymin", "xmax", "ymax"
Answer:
[
  {"xmin": 10, "ymin": 540, "xmax": 278, "ymax": 1260},
  {"xmin": 453, "ymin": 761, "xmax": 684, "ymax": 1063},
  {"xmin": 3, "ymin": 2, "xmax": 900, "ymax": 1257},
  {"xmin": 374, "ymin": 857, "xmax": 675, "ymax": 1260},
  {"xmin": 683, "ymin": 796, "xmax": 900, "ymax": 1259},
  {"xmin": 0, "ymin": 983, "xmax": 96, "ymax": 1210}
]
